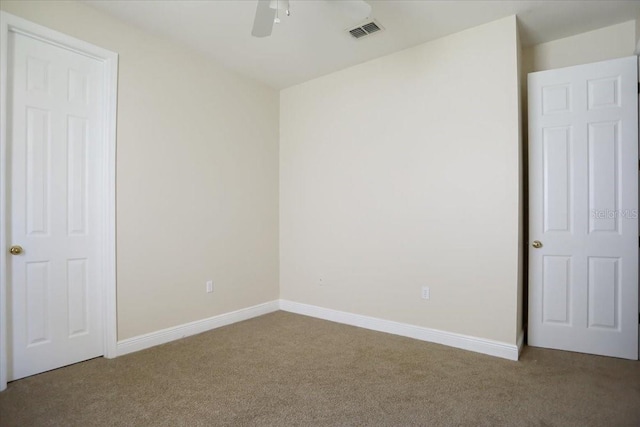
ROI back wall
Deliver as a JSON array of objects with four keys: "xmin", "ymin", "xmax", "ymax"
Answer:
[{"xmin": 280, "ymin": 16, "xmax": 522, "ymax": 345}]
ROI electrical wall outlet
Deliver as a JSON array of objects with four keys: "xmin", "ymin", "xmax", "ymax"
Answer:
[
  {"xmin": 206, "ymin": 280, "xmax": 214, "ymax": 293},
  {"xmin": 421, "ymin": 286, "xmax": 430, "ymax": 300}
]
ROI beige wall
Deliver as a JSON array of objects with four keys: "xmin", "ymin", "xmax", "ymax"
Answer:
[
  {"xmin": 280, "ymin": 17, "xmax": 522, "ymax": 345},
  {"xmin": 636, "ymin": 16, "xmax": 640, "ymax": 51},
  {"xmin": 0, "ymin": 1, "xmax": 280, "ymax": 339},
  {"xmin": 523, "ymin": 20, "xmax": 636, "ymax": 74}
]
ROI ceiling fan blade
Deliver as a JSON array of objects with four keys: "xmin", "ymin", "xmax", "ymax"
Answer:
[
  {"xmin": 331, "ymin": 0, "xmax": 372, "ymax": 22},
  {"xmin": 252, "ymin": 0, "xmax": 276, "ymax": 38}
]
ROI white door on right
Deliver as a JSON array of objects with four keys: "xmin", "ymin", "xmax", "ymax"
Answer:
[{"xmin": 528, "ymin": 56, "xmax": 638, "ymax": 360}]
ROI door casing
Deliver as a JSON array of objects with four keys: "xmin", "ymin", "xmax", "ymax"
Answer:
[{"xmin": 0, "ymin": 11, "xmax": 118, "ymax": 391}]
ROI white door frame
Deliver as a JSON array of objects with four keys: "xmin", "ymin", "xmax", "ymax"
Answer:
[{"xmin": 0, "ymin": 11, "xmax": 118, "ymax": 391}]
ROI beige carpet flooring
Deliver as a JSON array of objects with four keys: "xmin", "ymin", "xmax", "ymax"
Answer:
[{"xmin": 0, "ymin": 311, "xmax": 639, "ymax": 426}]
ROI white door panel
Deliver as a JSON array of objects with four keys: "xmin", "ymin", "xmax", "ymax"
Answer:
[
  {"xmin": 8, "ymin": 31, "xmax": 104, "ymax": 380},
  {"xmin": 528, "ymin": 56, "xmax": 638, "ymax": 360}
]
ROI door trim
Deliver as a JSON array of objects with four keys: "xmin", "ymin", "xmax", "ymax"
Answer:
[{"xmin": 0, "ymin": 11, "xmax": 118, "ymax": 391}]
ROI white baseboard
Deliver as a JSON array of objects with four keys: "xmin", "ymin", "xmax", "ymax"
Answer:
[
  {"xmin": 115, "ymin": 299, "xmax": 521, "ymax": 361},
  {"xmin": 279, "ymin": 300, "xmax": 521, "ymax": 361},
  {"xmin": 116, "ymin": 300, "xmax": 280, "ymax": 356}
]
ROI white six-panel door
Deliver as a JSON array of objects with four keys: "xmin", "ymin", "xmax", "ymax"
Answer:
[
  {"xmin": 528, "ymin": 56, "xmax": 638, "ymax": 359},
  {"xmin": 8, "ymin": 31, "xmax": 105, "ymax": 380}
]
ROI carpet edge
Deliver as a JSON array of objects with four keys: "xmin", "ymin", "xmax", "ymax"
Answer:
[
  {"xmin": 279, "ymin": 299, "xmax": 520, "ymax": 361},
  {"xmin": 115, "ymin": 300, "xmax": 280, "ymax": 356}
]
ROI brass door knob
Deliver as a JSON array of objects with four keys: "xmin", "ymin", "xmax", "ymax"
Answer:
[
  {"xmin": 9, "ymin": 245, "xmax": 23, "ymax": 255},
  {"xmin": 532, "ymin": 241, "xmax": 543, "ymax": 249}
]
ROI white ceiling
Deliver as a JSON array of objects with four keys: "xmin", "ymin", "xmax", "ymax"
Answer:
[{"xmin": 84, "ymin": 0, "xmax": 640, "ymax": 89}]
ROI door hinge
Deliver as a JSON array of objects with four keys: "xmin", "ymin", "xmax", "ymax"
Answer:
[{"xmin": 638, "ymin": 82, "xmax": 640, "ymax": 94}]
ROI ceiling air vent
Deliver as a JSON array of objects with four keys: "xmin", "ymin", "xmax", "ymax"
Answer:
[{"xmin": 348, "ymin": 20, "xmax": 384, "ymax": 39}]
